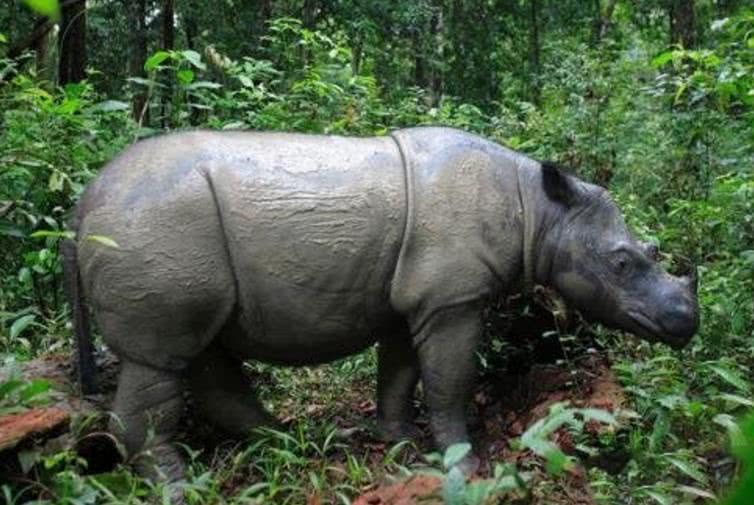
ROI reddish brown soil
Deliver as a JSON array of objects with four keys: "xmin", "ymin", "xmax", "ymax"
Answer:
[
  {"xmin": 352, "ymin": 354, "xmax": 623, "ymax": 505},
  {"xmin": 353, "ymin": 475, "xmax": 443, "ymax": 505},
  {"xmin": 0, "ymin": 407, "xmax": 69, "ymax": 451}
]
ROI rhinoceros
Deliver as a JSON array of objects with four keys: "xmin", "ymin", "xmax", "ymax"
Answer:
[{"xmin": 62, "ymin": 127, "xmax": 698, "ymax": 480}]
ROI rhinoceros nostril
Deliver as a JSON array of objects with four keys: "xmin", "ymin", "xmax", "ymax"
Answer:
[{"xmin": 663, "ymin": 301, "xmax": 698, "ymax": 342}]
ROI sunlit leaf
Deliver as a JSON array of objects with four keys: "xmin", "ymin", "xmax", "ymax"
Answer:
[
  {"xmin": 707, "ymin": 363, "xmax": 750, "ymax": 394},
  {"xmin": 18, "ymin": 449, "xmax": 40, "ymax": 474},
  {"xmin": 652, "ymin": 51, "xmax": 674, "ymax": 67},
  {"xmin": 443, "ymin": 443, "xmax": 471, "ymax": 469},
  {"xmin": 710, "ymin": 18, "xmax": 729, "ymax": 31},
  {"xmin": 22, "ymin": 0, "xmax": 59, "ymax": 19},
  {"xmin": 145, "ymin": 51, "xmax": 171, "ymax": 72},
  {"xmin": 85, "ymin": 235, "xmax": 120, "ymax": 248},
  {"xmin": 93, "ymin": 100, "xmax": 130, "ymax": 112},
  {"xmin": 19, "ymin": 379, "xmax": 50, "ymax": 402},
  {"xmin": 666, "ymin": 455, "xmax": 707, "ymax": 484},
  {"xmin": 182, "ymin": 50, "xmax": 206, "ymax": 70},
  {"xmin": 177, "ymin": 69, "xmax": 195, "ymax": 85},
  {"xmin": 677, "ymin": 485, "xmax": 716, "ymax": 500},
  {"xmin": 642, "ymin": 489, "xmax": 673, "ymax": 505},
  {"xmin": 441, "ymin": 466, "xmax": 465, "ymax": 505},
  {"xmin": 187, "ymin": 81, "xmax": 222, "ymax": 90},
  {"xmin": 10, "ymin": 314, "xmax": 36, "ymax": 340},
  {"xmin": 30, "ymin": 230, "xmax": 74, "ymax": 240}
]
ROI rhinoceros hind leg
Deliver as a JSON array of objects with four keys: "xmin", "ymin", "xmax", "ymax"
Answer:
[
  {"xmin": 376, "ymin": 332, "xmax": 422, "ymax": 441},
  {"xmin": 188, "ymin": 346, "xmax": 277, "ymax": 437},
  {"xmin": 109, "ymin": 360, "xmax": 186, "ymax": 484}
]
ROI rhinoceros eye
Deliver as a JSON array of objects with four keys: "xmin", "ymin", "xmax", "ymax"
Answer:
[
  {"xmin": 611, "ymin": 250, "xmax": 633, "ymax": 276},
  {"xmin": 646, "ymin": 243, "xmax": 660, "ymax": 262}
]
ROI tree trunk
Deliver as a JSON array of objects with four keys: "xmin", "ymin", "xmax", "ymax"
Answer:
[
  {"xmin": 33, "ymin": 17, "xmax": 51, "ymax": 75},
  {"xmin": 303, "ymin": 0, "xmax": 318, "ymax": 29},
  {"xmin": 592, "ymin": 0, "xmax": 618, "ymax": 44},
  {"xmin": 8, "ymin": 17, "xmax": 53, "ymax": 65},
  {"xmin": 128, "ymin": 0, "xmax": 148, "ymax": 124},
  {"xmin": 669, "ymin": 0, "xmax": 696, "ymax": 48},
  {"xmin": 162, "ymin": 0, "xmax": 174, "ymax": 50},
  {"xmin": 528, "ymin": 0, "xmax": 541, "ymax": 104},
  {"xmin": 161, "ymin": 0, "xmax": 174, "ymax": 128},
  {"xmin": 351, "ymin": 40, "xmax": 362, "ymax": 76},
  {"xmin": 413, "ymin": 29, "xmax": 427, "ymax": 91},
  {"xmin": 58, "ymin": 0, "xmax": 87, "ymax": 85},
  {"xmin": 429, "ymin": 2, "xmax": 444, "ymax": 105},
  {"xmin": 256, "ymin": 0, "xmax": 272, "ymax": 41},
  {"xmin": 184, "ymin": 0, "xmax": 199, "ymax": 50}
]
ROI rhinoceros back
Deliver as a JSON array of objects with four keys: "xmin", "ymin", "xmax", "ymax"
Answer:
[
  {"xmin": 193, "ymin": 132, "xmax": 406, "ymax": 362},
  {"xmin": 77, "ymin": 131, "xmax": 407, "ymax": 366}
]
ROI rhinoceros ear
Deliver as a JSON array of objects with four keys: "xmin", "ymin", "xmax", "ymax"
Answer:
[{"xmin": 541, "ymin": 161, "xmax": 577, "ymax": 207}]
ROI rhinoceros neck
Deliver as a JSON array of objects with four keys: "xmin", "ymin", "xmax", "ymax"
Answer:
[{"xmin": 515, "ymin": 161, "xmax": 564, "ymax": 290}]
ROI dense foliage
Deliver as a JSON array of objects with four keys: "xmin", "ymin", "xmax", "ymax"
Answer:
[{"xmin": 1, "ymin": 0, "xmax": 753, "ymax": 503}]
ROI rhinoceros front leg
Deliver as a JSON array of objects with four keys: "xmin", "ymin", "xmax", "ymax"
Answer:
[
  {"xmin": 415, "ymin": 302, "xmax": 483, "ymax": 474},
  {"xmin": 188, "ymin": 345, "xmax": 277, "ymax": 436},
  {"xmin": 376, "ymin": 331, "xmax": 421, "ymax": 441},
  {"xmin": 110, "ymin": 360, "xmax": 185, "ymax": 484}
]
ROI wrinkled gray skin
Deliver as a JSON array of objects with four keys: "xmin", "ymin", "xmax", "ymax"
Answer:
[{"xmin": 66, "ymin": 127, "xmax": 698, "ymax": 482}]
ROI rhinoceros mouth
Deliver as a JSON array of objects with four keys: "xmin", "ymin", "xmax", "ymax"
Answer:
[
  {"xmin": 627, "ymin": 309, "xmax": 688, "ymax": 349},
  {"xmin": 627, "ymin": 309, "xmax": 665, "ymax": 340}
]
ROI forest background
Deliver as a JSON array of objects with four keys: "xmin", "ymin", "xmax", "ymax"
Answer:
[{"xmin": 1, "ymin": 0, "xmax": 754, "ymax": 503}]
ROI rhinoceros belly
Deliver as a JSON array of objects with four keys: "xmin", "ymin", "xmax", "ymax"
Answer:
[{"xmin": 205, "ymin": 132, "xmax": 406, "ymax": 364}]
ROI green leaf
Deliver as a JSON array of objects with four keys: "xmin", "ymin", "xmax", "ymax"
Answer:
[
  {"xmin": 0, "ymin": 379, "xmax": 24, "ymax": 401},
  {"xmin": 710, "ymin": 18, "xmax": 729, "ymax": 31},
  {"xmin": 48, "ymin": 170, "xmax": 64, "ymax": 192},
  {"xmin": 441, "ymin": 466, "xmax": 466, "ymax": 505},
  {"xmin": 443, "ymin": 443, "xmax": 471, "ymax": 469},
  {"xmin": 127, "ymin": 77, "xmax": 156, "ymax": 86},
  {"xmin": 93, "ymin": 100, "xmax": 130, "ymax": 112},
  {"xmin": 717, "ymin": 394, "xmax": 754, "ymax": 408},
  {"xmin": 642, "ymin": 489, "xmax": 673, "ymax": 505},
  {"xmin": 177, "ymin": 69, "xmax": 195, "ymax": 85},
  {"xmin": 0, "ymin": 33, "xmax": 7, "ymax": 43},
  {"xmin": 0, "ymin": 222, "xmax": 25, "ymax": 239},
  {"xmin": 18, "ymin": 449, "xmax": 40, "ymax": 474},
  {"xmin": 19, "ymin": 379, "xmax": 50, "ymax": 403},
  {"xmin": 707, "ymin": 363, "xmax": 750, "ymax": 394},
  {"xmin": 186, "ymin": 81, "xmax": 222, "ymax": 90},
  {"xmin": 85, "ymin": 235, "xmax": 120, "ymax": 248},
  {"xmin": 145, "ymin": 51, "xmax": 171, "ymax": 72},
  {"xmin": 22, "ymin": 0, "xmax": 59, "ymax": 19},
  {"xmin": 677, "ymin": 485, "xmax": 716, "ymax": 500},
  {"xmin": 578, "ymin": 408, "xmax": 617, "ymax": 425},
  {"xmin": 544, "ymin": 449, "xmax": 570, "ymax": 475},
  {"xmin": 666, "ymin": 455, "xmax": 707, "ymax": 484},
  {"xmin": 464, "ymin": 480, "xmax": 493, "ymax": 504},
  {"xmin": 650, "ymin": 410, "xmax": 670, "ymax": 451},
  {"xmin": 652, "ymin": 51, "xmax": 674, "ymax": 67},
  {"xmin": 10, "ymin": 314, "xmax": 36, "ymax": 340},
  {"xmin": 182, "ymin": 50, "xmax": 206, "ymax": 70},
  {"xmin": 30, "ymin": 230, "xmax": 74, "ymax": 240}
]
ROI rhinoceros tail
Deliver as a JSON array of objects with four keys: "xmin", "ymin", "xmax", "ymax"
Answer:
[{"xmin": 61, "ymin": 238, "xmax": 97, "ymax": 395}]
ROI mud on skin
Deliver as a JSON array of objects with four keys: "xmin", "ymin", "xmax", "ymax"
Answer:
[{"xmin": 63, "ymin": 127, "xmax": 699, "ymax": 489}]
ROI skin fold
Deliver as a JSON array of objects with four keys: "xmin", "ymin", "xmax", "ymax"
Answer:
[{"xmin": 65, "ymin": 126, "xmax": 699, "ymax": 483}]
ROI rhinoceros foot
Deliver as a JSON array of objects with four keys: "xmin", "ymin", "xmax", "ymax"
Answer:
[{"xmin": 375, "ymin": 419, "xmax": 424, "ymax": 443}]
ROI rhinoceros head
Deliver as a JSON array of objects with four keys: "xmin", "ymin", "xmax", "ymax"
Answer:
[{"xmin": 537, "ymin": 162, "xmax": 699, "ymax": 349}]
